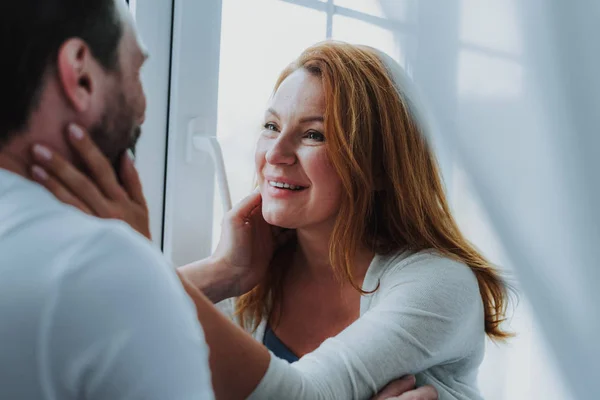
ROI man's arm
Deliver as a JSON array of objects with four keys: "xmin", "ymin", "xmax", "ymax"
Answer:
[
  {"xmin": 178, "ymin": 257, "xmax": 236, "ymax": 303},
  {"xmin": 44, "ymin": 224, "xmax": 214, "ymax": 400}
]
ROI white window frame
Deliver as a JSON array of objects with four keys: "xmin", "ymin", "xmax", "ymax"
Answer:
[
  {"xmin": 131, "ymin": 0, "xmax": 223, "ymax": 264},
  {"xmin": 161, "ymin": 0, "xmax": 224, "ymax": 265},
  {"xmin": 130, "ymin": 0, "xmax": 174, "ymax": 246}
]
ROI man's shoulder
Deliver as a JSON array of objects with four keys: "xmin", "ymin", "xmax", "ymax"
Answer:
[
  {"xmin": 8, "ymin": 200, "xmax": 152, "ymax": 259},
  {"xmin": 0, "ymin": 176, "xmax": 165, "ymax": 283},
  {"xmin": 0, "ymin": 169, "xmax": 134, "ymax": 250}
]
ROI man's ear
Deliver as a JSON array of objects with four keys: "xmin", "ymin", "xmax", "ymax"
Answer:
[{"xmin": 56, "ymin": 38, "xmax": 97, "ymax": 113}]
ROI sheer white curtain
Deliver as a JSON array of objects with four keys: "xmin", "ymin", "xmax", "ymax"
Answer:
[{"xmin": 409, "ymin": 1, "xmax": 599, "ymax": 399}]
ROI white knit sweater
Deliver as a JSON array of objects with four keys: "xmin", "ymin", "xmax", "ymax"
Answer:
[{"xmin": 218, "ymin": 250, "xmax": 486, "ymax": 400}]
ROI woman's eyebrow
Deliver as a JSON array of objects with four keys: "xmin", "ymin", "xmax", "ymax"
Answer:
[
  {"xmin": 299, "ymin": 115, "xmax": 324, "ymax": 123},
  {"xmin": 265, "ymin": 108, "xmax": 279, "ymax": 119},
  {"xmin": 265, "ymin": 108, "xmax": 324, "ymax": 123}
]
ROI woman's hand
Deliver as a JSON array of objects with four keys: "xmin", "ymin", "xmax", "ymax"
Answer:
[
  {"xmin": 30, "ymin": 123, "xmax": 151, "ymax": 239},
  {"xmin": 371, "ymin": 376, "xmax": 438, "ymax": 400},
  {"xmin": 180, "ymin": 190, "xmax": 294, "ymax": 302},
  {"xmin": 213, "ymin": 190, "xmax": 294, "ymax": 295}
]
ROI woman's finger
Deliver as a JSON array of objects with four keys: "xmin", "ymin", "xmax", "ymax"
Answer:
[
  {"xmin": 228, "ymin": 190, "xmax": 262, "ymax": 226},
  {"xmin": 119, "ymin": 151, "xmax": 147, "ymax": 206},
  {"xmin": 30, "ymin": 165, "xmax": 93, "ymax": 215},
  {"xmin": 67, "ymin": 124, "xmax": 126, "ymax": 201},
  {"xmin": 395, "ymin": 385, "xmax": 438, "ymax": 400},
  {"xmin": 372, "ymin": 376, "xmax": 416, "ymax": 400},
  {"xmin": 31, "ymin": 144, "xmax": 113, "ymax": 216},
  {"xmin": 249, "ymin": 205, "xmax": 272, "ymax": 242}
]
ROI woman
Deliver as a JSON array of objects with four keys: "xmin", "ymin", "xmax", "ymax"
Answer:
[{"xmin": 30, "ymin": 42, "xmax": 511, "ymax": 399}]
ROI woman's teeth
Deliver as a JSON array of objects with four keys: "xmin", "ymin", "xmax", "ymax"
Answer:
[{"xmin": 268, "ymin": 181, "xmax": 304, "ymax": 190}]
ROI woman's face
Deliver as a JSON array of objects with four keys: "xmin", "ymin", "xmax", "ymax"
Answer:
[{"xmin": 255, "ymin": 69, "xmax": 344, "ymax": 230}]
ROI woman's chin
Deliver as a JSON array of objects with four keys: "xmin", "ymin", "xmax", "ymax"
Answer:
[{"xmin": 262, "ymin": 211, "xmax": 298, "ymax": 229}]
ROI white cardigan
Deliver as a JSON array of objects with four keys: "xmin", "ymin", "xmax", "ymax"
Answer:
[{"xmin": 218, "ymin": 250, "xmax": 486, "ymax": 400}]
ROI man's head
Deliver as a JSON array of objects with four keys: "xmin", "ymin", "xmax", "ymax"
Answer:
[{"xmin": 0, "ymin": 0, "xmax": 147, "ymax": 170}]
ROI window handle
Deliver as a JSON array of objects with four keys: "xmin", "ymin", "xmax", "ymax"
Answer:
[{"xmin": 186, "ymin": 118, "xmax": 232, "ymax": 212}]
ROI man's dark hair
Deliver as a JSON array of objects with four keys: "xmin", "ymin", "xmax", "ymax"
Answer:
[{"xmin": 0, "ymin": 0, "xmax": 123, "ymax": 147}]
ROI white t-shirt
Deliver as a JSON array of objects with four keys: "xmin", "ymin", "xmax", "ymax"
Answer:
[{"xmin": 0, "ymin": 169, "xmax": 214, "ymax": 400}]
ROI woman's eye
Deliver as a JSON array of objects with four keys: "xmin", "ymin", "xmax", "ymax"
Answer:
[
  {"xmin": 306, "ymin": 131, "xmax": 325, "ymax": 142},
  {"xmin": 263, "ymin": 123, "xmax": 278, "ymax": 131}
]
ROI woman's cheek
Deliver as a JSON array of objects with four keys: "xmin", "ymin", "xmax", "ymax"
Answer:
[
  {"xmin": 255, "ymin": 137, "xmax": 269, "ymax": 170},
  {"xmin": 303, "ymin": 148, "xmax": 339, "ymax": 186}
]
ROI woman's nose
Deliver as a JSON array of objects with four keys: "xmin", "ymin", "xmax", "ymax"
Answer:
[{"xmin": 265, "ymin": 137, "xmax": 296, "ymax": 166}]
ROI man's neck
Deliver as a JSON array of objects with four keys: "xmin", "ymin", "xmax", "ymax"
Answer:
[
  {"xmin": 0, "ymin": 76, "xmax": 82, "ymax": 181},
  {"xmin": 0, "ymin": 109, "xmax": 77, "ymax": 181},
  {"xmin": 0, "ymin": 135, "xmax": 37, "ymax": 180}
]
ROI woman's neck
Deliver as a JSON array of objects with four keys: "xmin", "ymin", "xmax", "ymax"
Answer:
[
  {"xmin": 292, "ymin": 225, "xmax": 374, "ymax": 284},
  {"xmin": 293, "ymin": 228, "xmax": 332, "ymax": 279}
]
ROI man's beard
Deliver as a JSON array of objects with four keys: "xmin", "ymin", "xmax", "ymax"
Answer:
[{"xmin": 88, "ymin": 90, "xmax": 142, "ymax": 180}]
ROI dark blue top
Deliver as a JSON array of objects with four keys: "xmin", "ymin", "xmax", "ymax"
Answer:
[{"xmin": 263, "ymin": 324, "xmax": 299, "ymax": 363}]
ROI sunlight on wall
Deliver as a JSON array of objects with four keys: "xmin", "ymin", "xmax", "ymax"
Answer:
[
  {"xmin": 332, "ymin": 14, "xmax": 405, "ymax": 65},
  {"xmin": 334, "ymin": 0, "xmax": 387, "ymax": 18}
]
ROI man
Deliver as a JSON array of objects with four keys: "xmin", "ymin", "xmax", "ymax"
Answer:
[
  {"xmin": 0, "ymin": 0, "xmax": 437, "ymax": 399},
  {"xmin": 0, "ymin": 0, "xmax": 214, "ymax": 398}
]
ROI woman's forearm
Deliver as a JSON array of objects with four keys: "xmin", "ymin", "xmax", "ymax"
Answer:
[
  {"xmin": 177, "ymin": 257, "xmax": 238, "ymax": 304},
  {"xmin": 177, "ymin": 270, "xmax": 271, "ymax": 400}
]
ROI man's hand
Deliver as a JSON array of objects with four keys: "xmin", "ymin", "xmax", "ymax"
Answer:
[{"xmin": 371, "ymin": 376, "xmax": 438, "ymax": 400}]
